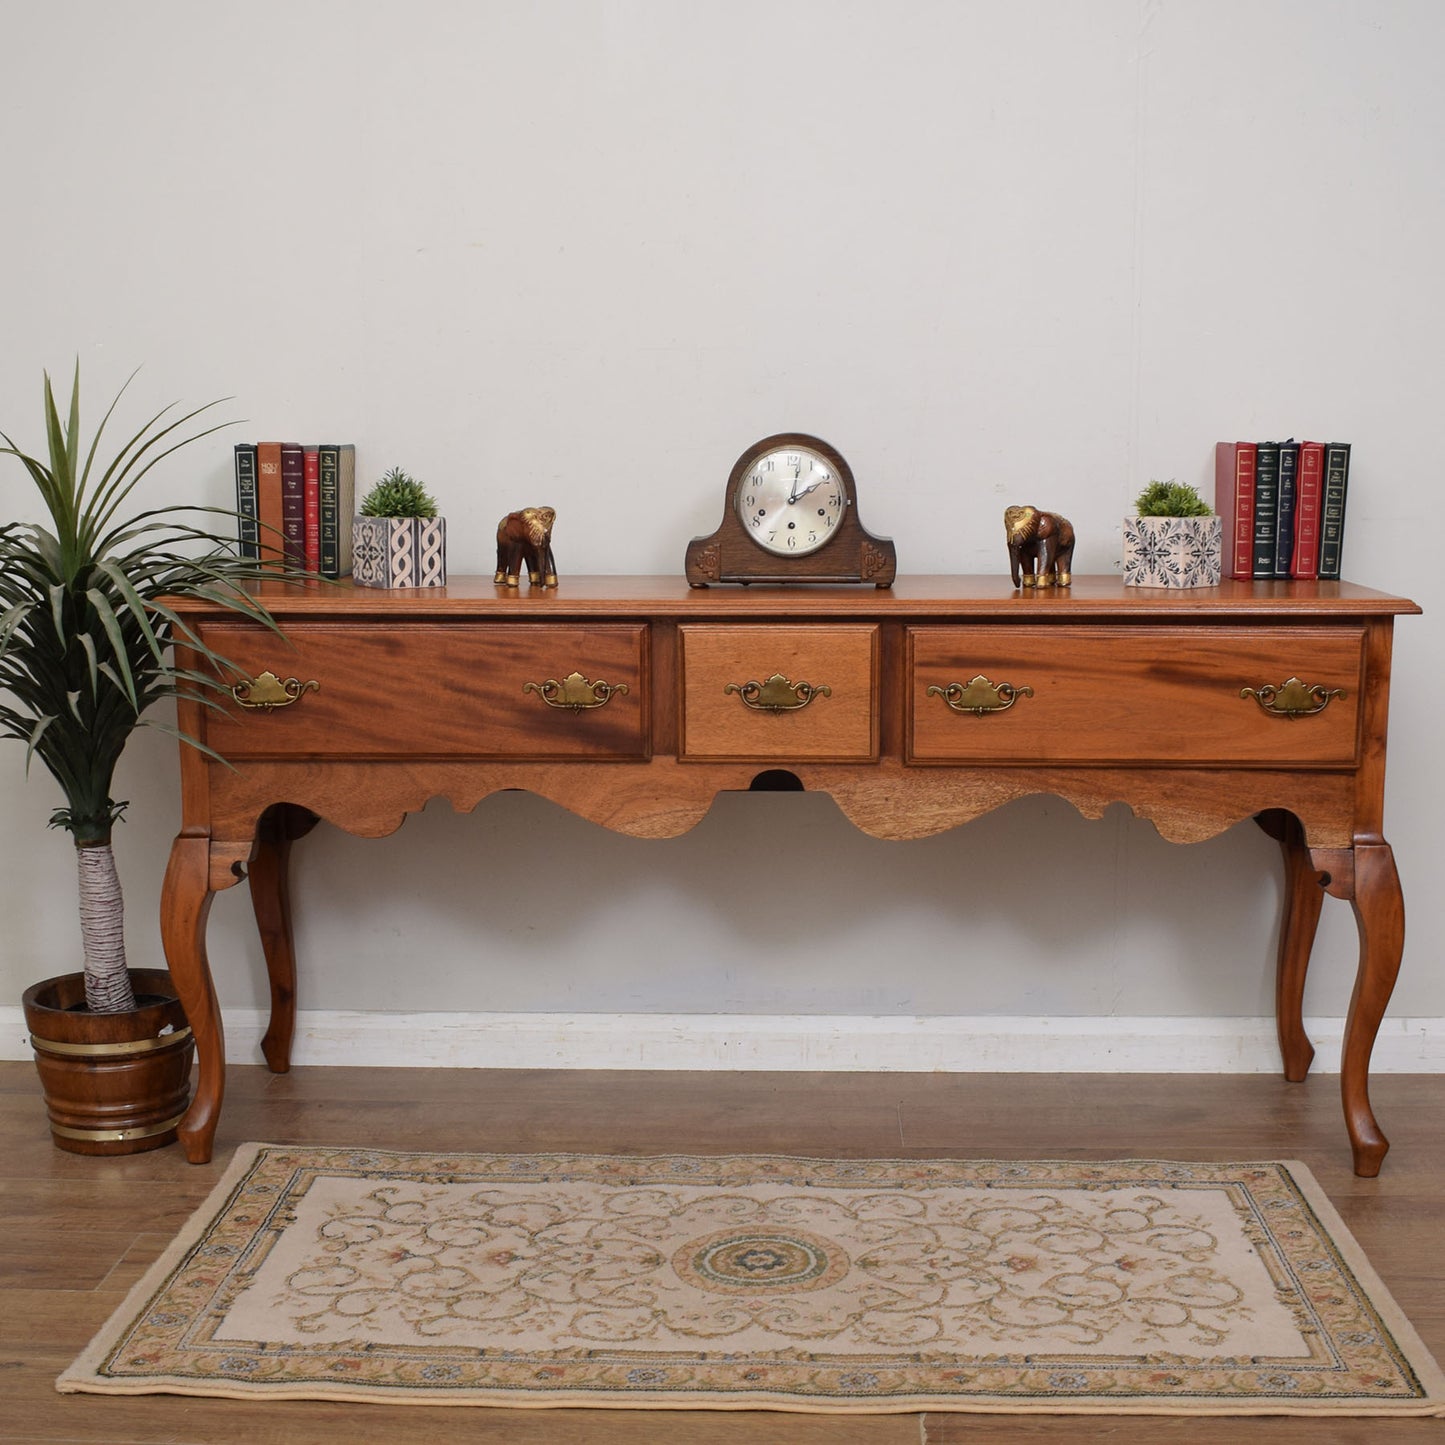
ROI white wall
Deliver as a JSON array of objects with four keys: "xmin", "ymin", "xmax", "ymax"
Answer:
[{"xmin": 2, "ymin": 1, "xmax": 1442, "ymax": 1064}]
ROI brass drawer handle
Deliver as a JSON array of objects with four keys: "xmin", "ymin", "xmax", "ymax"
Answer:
[
  {"xmin": 232, "ymin": 672, "xmax": 320, "ymax": 710},
  {"xmin": 927, "ymin": 676, "xmax": 1034, "ymax": 714},
  {"xmin": 1240, "ymin": 677, "xmax": 1345, "ymax": 718},
  {"xmin": 523, "ymin": 672, "xmax": 629, "ymax": 711},
  {"xmin": 724, "ymin": 674, "xmax": 831, "ymax": 712}
]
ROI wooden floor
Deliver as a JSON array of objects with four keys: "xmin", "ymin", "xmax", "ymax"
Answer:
[{"xmin": 4, "ymin": 1063, "xmax": 1443, "ymax": 1444}]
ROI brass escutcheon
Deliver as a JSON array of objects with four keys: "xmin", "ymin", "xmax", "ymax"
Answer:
[
  {"xmin": 927, "ymin": 676, "xmax": 1034, "ymax": 715},
  {"xmin": 1240, "ymin": 677, "xmax": 1345, "ymax": 718},
  {"xmin": 232, "ymin": 672, "xmax": 320, "ymax": 710},
  {"xmin": 724, "ymin": 674, "xmax": 831, "ymax": 712},
  {"xmin": 523, "ymin": 672, "xmax": 629, "ymax": 711}
]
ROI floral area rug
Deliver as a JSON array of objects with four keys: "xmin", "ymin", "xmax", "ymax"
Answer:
[{"xmin": 60, "ymin": 1145, "xmax": 1445, "ymax": 1415}]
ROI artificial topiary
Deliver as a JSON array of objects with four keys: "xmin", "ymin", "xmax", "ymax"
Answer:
[
  {"xmin": 359, "ymin": 466, "xmax": 438, "ymax": 519},
  {"xmin": 1132, "ymin": 479, "xmax": 1213, "ymax": 517}
]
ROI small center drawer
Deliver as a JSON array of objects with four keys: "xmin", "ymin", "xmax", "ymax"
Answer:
[
  {"xmin": 200, "ymin": 622, "xmax": 650, "ymax": 760},
  {"xmin": 680, "ymin": 624, "xmax": 879, "ymax": 762},
  {"xmin": 907, "ymin": 625, "xmax": 1364, "ymax": 766}
]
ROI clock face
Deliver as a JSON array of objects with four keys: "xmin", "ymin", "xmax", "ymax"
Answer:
[{"xmin": 734, "ymin": 445, "xmax": 848, "ymax": 556}]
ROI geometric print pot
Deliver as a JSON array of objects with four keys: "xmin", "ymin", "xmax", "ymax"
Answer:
[
  {"xmin": 1122, "ymin": 514, "xmax": 1222, "ymax": 587},
  {"xmin": 351, "ymin": 516, "xmax": 447, "ymax": 588}
]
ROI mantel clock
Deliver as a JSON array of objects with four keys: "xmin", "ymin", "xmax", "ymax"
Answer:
[{"xmin": 685, "ymin": 433, "xmax": 896, "ymax": 586}]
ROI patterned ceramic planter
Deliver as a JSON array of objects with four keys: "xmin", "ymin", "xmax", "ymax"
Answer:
[
  {"xmin": 1122, "ymin": 515, "xmax": 1222, "ymax": 588},
  {"xmin": 351, "ymin": 516, "xmax": 447, "ymax": 588}
]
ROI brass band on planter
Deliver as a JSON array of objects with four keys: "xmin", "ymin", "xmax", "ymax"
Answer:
[
  {"xmin": 523, "ymin": 672, "xmax": 629, "ymax": 711},
  {"xmin": 233, "ymin": 671, "xmax": 320, "ymax": 710},
  {"xmin": 48, "ymin": 1111, "xmax": 188, "ymax": 1144},
  {"xmin": 28, "ymin": 1026, "xmax": 193, "ymax": 1059},
  {"xmin": 1240, "ymin": 677, "xmax": 1346, "ymax": 718},
  {"xmin": 724, "ymin": 674, "xmax": 831, "ymax": 712},
  {"xmin": 927, "ymin": 676, "xmax": 1034, "ymax": 715}
]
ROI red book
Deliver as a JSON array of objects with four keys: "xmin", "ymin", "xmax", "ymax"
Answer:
[
  {"xmin": 303, "ymin": 446, "xmax": 321, "ymax": 573},
  {"xmin": 1214, "ymin": 441, "xmax": 1258, "ymax": 580},
  {"xmin": 255, "ymin": 441, "xmax": 286, "ymax": 569},
  {"xmin": 1290, "ymin": 442, "xmax": 1324, "ymax": 579}
]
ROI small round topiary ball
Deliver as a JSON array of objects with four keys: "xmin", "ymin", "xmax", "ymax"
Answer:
[
  {"xmin": 359, "ymin": 466, "xmax": 439, "ymax": 519},
  {"xmin": 1133, "ymin": 480, "xmax": 1212, "ymax": 517}
]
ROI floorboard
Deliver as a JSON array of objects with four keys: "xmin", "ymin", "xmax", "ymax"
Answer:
[{"xmin": 4, "ymin": 1063, "xmax": 1441, "ymax": 1443}]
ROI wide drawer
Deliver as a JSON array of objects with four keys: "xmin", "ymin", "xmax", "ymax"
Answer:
[
  {"xmin": 200, "ymin": 623, "xmax": 650, "ymax": 759},
  {"xmin": 907, "ymin": 625, "xmax": 1365, "ymax": 765},
  {"xmin": 680, "ymin": 624, "xmax": 879, "ymax": 762}
]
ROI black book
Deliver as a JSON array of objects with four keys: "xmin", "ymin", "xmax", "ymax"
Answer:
[
  {"xmin": 233, "ymin": 443, "xmax": 259, "ymax": 561},
  {"xmin": 318, "ymin": 444, "xmax": 341, "ymax": 578},
  {"xmin": 1252, "ymin": 441, "xmax": 1281, "ymax": 578},
  {"xmin": 1318, "ymin": 443, "xmax": 1351, "ymax": 581}
]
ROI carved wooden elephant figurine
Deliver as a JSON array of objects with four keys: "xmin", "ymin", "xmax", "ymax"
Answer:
[
  {"xmin": 494, "ymin": 506, "xmax": 558, "ymax": 588},
  {"xmin": 1004, "ymin": 505, "xmax": 1075, "ymax": 588}
]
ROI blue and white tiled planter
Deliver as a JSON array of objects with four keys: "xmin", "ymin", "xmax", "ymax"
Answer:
[
  {"xmin": 1122, "ymin": 515, "xmax": 1222, "ymax": 588},
  {"xmin": 351, "ymin": 516, "xmax": 447, "ymax": 588}
]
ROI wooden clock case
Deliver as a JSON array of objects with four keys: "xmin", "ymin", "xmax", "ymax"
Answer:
[{"xmin": 685, "ymin": 433, "xmax": 897, "ymax": 587}]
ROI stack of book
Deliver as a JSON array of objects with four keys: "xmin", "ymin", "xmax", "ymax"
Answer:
[
  {"xmin": 1214, "ymin": 440, "xmax": 1350, "ymax": 582},
  {"xmin": 234, "ymin": 442, "xmax": 357, "ymax": 578}
]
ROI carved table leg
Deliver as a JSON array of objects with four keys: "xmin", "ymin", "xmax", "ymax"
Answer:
[
  {"xmin": 160, "ymin": 835, "xmax": 222, "ymax": 1164},
  {"xmin": 1336, "ymin": 842, "xmax": 1406, "ymax": 1178},
  {"xmin": 1256, "ymin": 810, "xmax": 1326, "ymax": 1082},
  {"xmin": 249, "ymin": 805, "xmax": 318, "ymax": 1074}
]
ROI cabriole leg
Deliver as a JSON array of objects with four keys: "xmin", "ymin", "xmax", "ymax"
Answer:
[
  {"xmin": 1339, "ymin": 843, "xmax": 1405, "ymax": 1177},
  {"xmin": 1257, "ymin": 810, "xmax": 1326, "ymax": 1082},
  {"xmin": 160, "ymin": 835, "xmax": 221, "ymax": 1164},
  {"xmin": 249, "ymin": 804, "xmax": 317, "ymax": 1073}
]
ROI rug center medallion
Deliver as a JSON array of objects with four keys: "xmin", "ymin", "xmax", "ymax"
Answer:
[{"xmin": 678, "ymin": 1228, "xmax": 847, "ymax": 1294}]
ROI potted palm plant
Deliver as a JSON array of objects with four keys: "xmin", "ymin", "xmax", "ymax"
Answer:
[{"xmin": 2, "ymin": 366, "xmax": 289, "ymax": 1154}]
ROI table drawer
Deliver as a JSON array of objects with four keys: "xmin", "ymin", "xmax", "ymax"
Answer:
[
  {"xmin": 680, "ymin": 624, "xmax": 879, "ymax": 762},
  {"xmin": 907, "ymin": 625, "xmax": 1364, "ymax": 766},
  {"xmin": 201, "ymin": 623, "xmax": 650, "ymax": 760}
]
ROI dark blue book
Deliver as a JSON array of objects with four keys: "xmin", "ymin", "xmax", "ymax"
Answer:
[{"xmin": 1273, "ymin": 440, "xmax": 1299, "ymax": 578}]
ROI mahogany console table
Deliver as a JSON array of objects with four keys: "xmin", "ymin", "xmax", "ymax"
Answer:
[{"xmin": 163, "ymin": 576, "xmax": 1419, "ymax": 1173}]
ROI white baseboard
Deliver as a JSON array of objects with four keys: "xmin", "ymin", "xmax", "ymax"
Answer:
[{"xmin": 7, "ymin": 1009, "xmax": 1443, "ymax": 1072}]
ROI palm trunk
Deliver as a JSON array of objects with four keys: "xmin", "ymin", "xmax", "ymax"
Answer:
[{"xmin": 76, "ymin": 839, "xmax": 136, "ymax": 1013}]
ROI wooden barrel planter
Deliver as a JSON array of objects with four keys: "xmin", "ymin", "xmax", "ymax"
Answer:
[{"xmin": 22, "ymin": 967, "xmax": 194, "ymax": 1155}]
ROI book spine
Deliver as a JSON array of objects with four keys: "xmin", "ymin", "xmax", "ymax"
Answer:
[
  {"xmin": 1273, "ymin": 441, "xmax": 1299, "ymax": 578},
  {"xmin": 318, "ymin": 444, "xmax": 341, "ymax": 578},
  {"xmin": 1251, "ymin": 442, "xmax": 1281, "ymax": 578},
  {"xmin": 1213, "ymin": 442, "xmax": 1236, "ymax": 574},
  {"xmin": 1290, "ymin": 442, "xmax": 1324, "ymax": 579},
  {"xmin": 303, "ymin": 446, "xmax": 321, "ymax": 573},
  {"xmin": 256, "ymin": 441, "xmax": 286, "ymax": 569},
  {"xmin": 280, "ymin": 443, "xmax": 306, "ymax": 568},
  {"xmin": 1214, "ymin": 441, "xmax": 1257, "ymax": 580},
  {"xmin": 337, "ymin": 444, "xmax": 356, "ymax": 576},
  {"xmin": 1318, "ymin": 442, "xmax": 1351, "ymax": 581},
  {"xmin": 233, "ymin": 443, "xmax": 259, "ymax": 561}
]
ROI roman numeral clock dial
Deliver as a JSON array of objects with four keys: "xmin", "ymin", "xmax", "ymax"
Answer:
[{"xmin": 684, "ymin": 433, "xmax": 897, "ymax": 586}]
